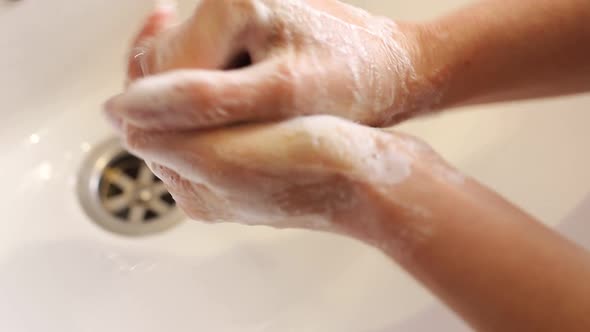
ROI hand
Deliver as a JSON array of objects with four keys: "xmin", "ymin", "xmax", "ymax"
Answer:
[
  {"xmin": 119, "ymin": 114, "xmax": 459, "ymax": 242},
  {"xmin": 104, "ymin": 0, "xmax": 433, "ymax": 131}
]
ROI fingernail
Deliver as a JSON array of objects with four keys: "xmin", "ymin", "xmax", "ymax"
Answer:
[
  {"xmin": 132, "ymin": 46, "xmax": 150, "ymax": 78},
  {"xmin": 107, "ymin": 113, "xmax": 124, "ymax": 132},
  {"xmin": 103, "ymin": 94, "xmax": 122, "ymax": 112}
]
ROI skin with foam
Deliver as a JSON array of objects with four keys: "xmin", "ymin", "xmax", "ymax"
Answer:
[{"xmin": 105, "ymin": 0, "xmax": 590, "ymax": 331}]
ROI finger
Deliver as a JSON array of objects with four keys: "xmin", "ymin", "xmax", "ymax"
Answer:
[
  {"xmin": 103, "ymin": 94, "xmax": 125, "ymax": 133},
  {"xmin": 122, "ymin": 116, "xmax": 411, "ymax": 190},
  {"xmin": 131, "ymin": 1, "xmax": 177, "ymax": 48},
  {"xmin": 121, "ymin": 116, "xmax": 370, "ymax": 183},
  {"xmin": 129, "ymin": 0, "xmax": 264, "ymax": 83},
  {"xmin": 127, "ymin": 2, "xmax": 178, "ymax": 82},
  {"xmin": 104, "ymin": 111, "xmax": 125, "ymax": 134},
  {"xmin": 105, "ymin": 60, "xmax": 294, "ymax": 131},
  {"xmin": 149, "ymin": 162, "xmax": 231, "ymax": 222}
]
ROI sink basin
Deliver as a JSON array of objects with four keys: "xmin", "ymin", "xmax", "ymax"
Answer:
[{"xmin": 1, "ymin": 0, "xmax": 589, "ymax": 331}]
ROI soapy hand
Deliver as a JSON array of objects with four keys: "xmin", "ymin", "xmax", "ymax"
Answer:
[
  {"xmin": 105, "ymin": 0, "xmax": 463, "ymax": 241},
  {"xmin": 105, "ymin": 0, "xmax": 429, "ymax": 131},
  {"xmin": 119, "ymin": 114, "xmax": 455, "ymax": 241}
]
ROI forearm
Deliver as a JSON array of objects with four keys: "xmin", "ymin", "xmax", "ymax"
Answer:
[
  {"xmin": 352, "ymin": 174, "xmax": 590, "ymax": 331},
  {"xmin": 408, "ymin": 0, "xmax": 590, "ymax": 110}
]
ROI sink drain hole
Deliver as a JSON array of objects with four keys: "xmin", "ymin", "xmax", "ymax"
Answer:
[{"xmin": 78, "ymin": 138, "xmax": 184, "ymax": 236}]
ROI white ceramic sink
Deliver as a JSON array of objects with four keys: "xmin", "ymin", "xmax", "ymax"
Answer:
[{"xmin": 1, "ymin": 1, "xmax": 589, "ymax": 331}]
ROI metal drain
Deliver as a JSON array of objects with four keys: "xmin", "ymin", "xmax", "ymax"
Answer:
[{"xmin": 78, "ymin": 138, "xmax": 184, "ymax": 236}]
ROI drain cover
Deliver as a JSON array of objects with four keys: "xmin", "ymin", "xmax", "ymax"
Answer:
[{"xmin": 78, "ymin": 138, "xmax": 184, "ymax": 236}]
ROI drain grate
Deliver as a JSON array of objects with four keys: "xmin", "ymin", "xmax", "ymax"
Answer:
[
  {"xmin": 99, "ymin": 153, "xmax": 175, "ymax": 223},
  {"xmin": 78, "ymin": 138, "xmax": 184, "ymax": 236}
]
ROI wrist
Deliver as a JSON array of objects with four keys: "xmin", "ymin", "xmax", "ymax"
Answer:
[
  {"xmin": 408, "ymin": 10, "xmax": 517, "ymax": 112},
  {"xmin": 337, "ymin": 136, "xmax": 471, "ymax": 260},
  {"xmin": 391, "ymin": 18, "xmax": 475, "ymax": 121},
  {"xmin": 337, "ymin": 177, "xmax": 437, "ymax": 261},
  {"xmin": 404, "ymin": 21, "xmax": 455, "ymax": 113}
]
